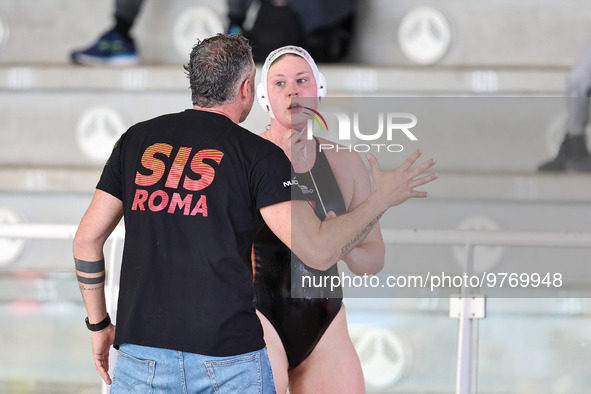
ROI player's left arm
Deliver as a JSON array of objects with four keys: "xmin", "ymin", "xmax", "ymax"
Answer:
[{"xmin": 330, "ymin": 149, "xmax": 385, "ymax": 275}]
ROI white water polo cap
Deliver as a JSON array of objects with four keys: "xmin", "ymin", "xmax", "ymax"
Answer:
[{"xmin": 256, "ymin": 45, "xmax": 327, "ymax": 119}]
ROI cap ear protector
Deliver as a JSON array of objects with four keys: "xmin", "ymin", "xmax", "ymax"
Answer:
[
  {"xmin": 256, "ymin": 83, "xmax": 273, "ymax": 117},
  {"xmin": 257, "ymin": 46, "xmax": 327, "ymax": 119},
  {"xmin": 316, "ymin": 72, "xmax": 328, "ymax": 98}
]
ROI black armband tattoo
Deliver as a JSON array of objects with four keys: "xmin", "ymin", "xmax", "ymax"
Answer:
[
  {"xmin": 74, "ymin": 258, "xmax": 105, "ymax": 273},
  {"xmin": 77, "ymin": 274, "xmax": 106, "ymax": 284},
  {"xmin": 75, "ymin": 258, "xmax": 106, "ymax": 286}
]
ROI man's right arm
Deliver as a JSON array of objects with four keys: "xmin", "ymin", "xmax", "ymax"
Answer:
[{"xmin": 261, "ymin": 150, "xmax": 437, "ymax": 271}]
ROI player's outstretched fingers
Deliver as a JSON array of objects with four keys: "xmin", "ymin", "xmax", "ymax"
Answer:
[
  {"xmin": 411, "ymin": 189, "xmax": 429, "ymax": 198},
  {"xmin": 366, "ymin": 153, "xmax": 382, "ymax": 176},
  {"xmin": 399, "ymin": 149, "xmax": 423, "ymax": 172},
  {"xmin": 409, "ymin": 158, "xmax": 437, "ymax": 179},
  {"xmin": 412, "ymin": 172, "xmax": 438, "ymax": 188},
  {"xmin": 410, "ymin": 172, "xmax": 439, "ymax": 197}
]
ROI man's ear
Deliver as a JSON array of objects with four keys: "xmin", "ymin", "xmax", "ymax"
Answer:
[{"xmin": 240, "ymin": 78, "xmax": 251, "ymax": 100}]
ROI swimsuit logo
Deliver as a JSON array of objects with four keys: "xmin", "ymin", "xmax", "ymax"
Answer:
[
  {"xmin": 303, "ymin": 107, "xmax": 328, "ymax": 132},
  {"xmin": 283, "ymin": 177, "xmax": 299, "ymax": 187},
  {"xmin": 298, "ymin": 184, "xmax": 314, "ymax": 194}
]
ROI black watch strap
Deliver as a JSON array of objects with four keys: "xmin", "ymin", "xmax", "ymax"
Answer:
[{"xmin": 85, "ymin": 313, "xmax": 111, "ymax": 331}]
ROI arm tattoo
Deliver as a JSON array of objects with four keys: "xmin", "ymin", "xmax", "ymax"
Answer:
[
  {"xmin": 340, "ymin": 212, "xmax": 384, "ymax": 257},
  {"xmin": 75, "ymin": 257, "xmax": 106, "ymax": 287},
  {"xmin": 75, "ymin": 258, "xmax": 105, "ymax": 273},
  {"xmin": 78, "ymin": 283, "xmax": 104, "ymax": 292},
  {"xmin": 77, "ymin": 274, "xmax": 106, "ymax": 284}
]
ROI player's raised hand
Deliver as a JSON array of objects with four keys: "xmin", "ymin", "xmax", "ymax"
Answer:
[{"xmin": 367, "ymin": 150, "xmax": 438, "ymax": 209}]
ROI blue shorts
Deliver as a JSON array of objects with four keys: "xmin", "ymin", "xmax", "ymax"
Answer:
[{"xmin": 111, "ymin": 344, "xmax": 276, "ymax": 393}]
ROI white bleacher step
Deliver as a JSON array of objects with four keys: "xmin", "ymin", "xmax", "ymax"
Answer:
[
  {"xmin": 0, "ymin": 64, "xmax": 574, "ymax": 174},
  {"xmin": 0, "ymin": 64, "xmax": 570, "ymax": 94},
  {"xmin": 0, "ymin": 167, "xmax": 100, "ymax": 193},
  {"xmin": 0, "ymin": 170, "xmax": 589, "ymax": 274},
  {"xmin": 1, "ymin": 169, "xmax": 590, "ymax": 204}
]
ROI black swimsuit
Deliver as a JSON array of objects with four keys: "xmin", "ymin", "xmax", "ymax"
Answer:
[{"xmin": 254, "ymin": 141, "xmax": 347, "ymax": 368}]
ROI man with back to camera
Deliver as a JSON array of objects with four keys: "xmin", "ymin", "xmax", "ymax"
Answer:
[{"xmin": 73, "ymin": 34, "xmax": 436, "ymax": 392}]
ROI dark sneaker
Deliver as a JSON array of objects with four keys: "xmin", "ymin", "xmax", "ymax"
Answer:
[
  {"xmin": 538, "ymin": 156, "xmax": 566, "ymax": 171},
  {"xmin": 71, "ymin": 29, "xmax": 139, "ymax": 66},
  {"xmin": 227, "ymin": 24, "xmax": 244, "ymax": 35},
  {"xmin": 539, "ymin": 134, "xmax": 591, "ymax": 172}
]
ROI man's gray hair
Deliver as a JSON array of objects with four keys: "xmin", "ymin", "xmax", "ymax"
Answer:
[{"xmin": 184, "ymin": 34, "xmax": 254, "ymax": 108}]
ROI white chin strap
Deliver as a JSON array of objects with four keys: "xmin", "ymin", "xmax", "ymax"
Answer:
[{"xmin": 256, "ymin": 46, "xmax": 327, "ymax": 120}]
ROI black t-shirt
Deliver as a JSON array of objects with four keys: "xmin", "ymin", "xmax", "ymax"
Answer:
[{"xmin": 97, "ymin": 109, "xmax": 292, "ymax": 356}]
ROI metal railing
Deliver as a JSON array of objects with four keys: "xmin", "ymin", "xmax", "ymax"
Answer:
[
  {"xmin": 383, "ymin": 229, "xmax": 591, "ymax": 394},
  {"xmin": 1, "ymin": 224, "xmax": 591, "ymax": 394}
]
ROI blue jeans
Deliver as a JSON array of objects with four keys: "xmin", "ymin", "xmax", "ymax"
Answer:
[{"xmin": 110, "ymin": 344, "xmax": 276, "ymax": 393}]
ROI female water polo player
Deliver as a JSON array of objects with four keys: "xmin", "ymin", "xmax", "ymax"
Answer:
[{"xmin": 252, "ymin": 45, "xmax": 385, "ymax": 393}]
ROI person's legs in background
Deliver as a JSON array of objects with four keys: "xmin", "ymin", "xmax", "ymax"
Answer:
[
  {"xmin": 71, "ymin": 0, "xmax": 143, "ymax": 66},
  {"xmin": 539, "ymin": 37, "xmax": 591, "ymax": 172}
]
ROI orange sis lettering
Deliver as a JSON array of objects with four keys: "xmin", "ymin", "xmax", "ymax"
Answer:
[{"xmin": 132, "ymin": 143, "xmax": 223, "ymax": 216}]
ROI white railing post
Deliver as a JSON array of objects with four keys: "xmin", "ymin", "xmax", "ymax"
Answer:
[{"xmin": 455, "ymin": 243, "xmax": 474, "ymax": 394}]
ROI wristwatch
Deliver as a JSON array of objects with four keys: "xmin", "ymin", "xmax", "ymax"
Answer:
[{"xmin": 85, "ymin": 313, "xmax": 111, "ymax": 331}]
